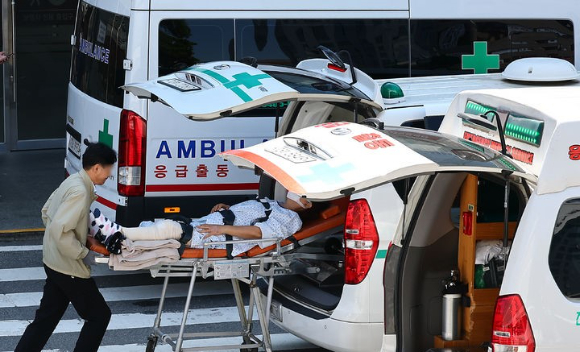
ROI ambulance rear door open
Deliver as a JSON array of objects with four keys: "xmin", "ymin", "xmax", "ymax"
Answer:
[
  {"xmin": 219, "ymin": 122, "xmax": 535, "ymax": 201},
  {"xmin": 121, "ymin": 60, "xmax": 382, "ymax": 121}
]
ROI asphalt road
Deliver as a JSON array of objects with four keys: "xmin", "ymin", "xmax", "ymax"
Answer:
[{"xmin": 0, "ymin": 235, "xmax": 329, "ymax": 352}]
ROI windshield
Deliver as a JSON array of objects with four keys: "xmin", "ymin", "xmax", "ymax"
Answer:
[{"xmin": 261, "ymin": 66, "xmax": 371, "ymax": 101}]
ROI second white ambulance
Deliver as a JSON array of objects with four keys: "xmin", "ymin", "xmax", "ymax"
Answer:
[{"xmin": 218, "ymin": 87, "xmax": 580, "ymax": 352}]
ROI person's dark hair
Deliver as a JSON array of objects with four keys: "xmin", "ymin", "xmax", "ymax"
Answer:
[{"xmin": 82, "ymin": 143, "xmax": 117, "ymax": 170}]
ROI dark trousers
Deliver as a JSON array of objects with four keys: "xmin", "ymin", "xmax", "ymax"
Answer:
[{"xmin": 15, "ymin": 265, "xmax": 111, "ymax": 352}]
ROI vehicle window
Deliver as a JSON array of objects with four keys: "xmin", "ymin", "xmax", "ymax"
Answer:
[
  {"xmin": 382, "ymin": 127, "xmax": 525, "ymax": 172},
  {"xmin": 158, "ymin": 19, "xmax": 234, "ymax": 77},
  {"xmin": 265, "ymin": 70, "xmax": 370, "ymax": 100},
  {"xmin": 476, "ymin": 176, "xmax": 521, "ymax": 223},
  {"xmin": 70, "ymin": 3, "xmax": 129, "ymax": 108},
  {"xmin": 410, "ymin": 19, "xmax": 574, "ymax": 76},
  {"xmin": 157, "ymin": 19, "xmax": 409, "ymax": 79},
  {"xmin": 549, "ymin": 198, "xmax": 580, "ymax": 299},
  {"xmin": 236, "ymin": 19, "xmax": 409, "ymax": 79}
]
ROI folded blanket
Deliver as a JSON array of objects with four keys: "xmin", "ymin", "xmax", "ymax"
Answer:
[
  {"xmin": 108, "ymin": 239, "xmax": 180, "ymax": 271},
  {"xmin": 121, "ymin": 220, "xmax": 183, "ymax": 241}
]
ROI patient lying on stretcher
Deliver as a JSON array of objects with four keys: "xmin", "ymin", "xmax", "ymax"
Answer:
[{"xmin": 90, "ymin": 192, "xmax": 312, "ymax": 256}]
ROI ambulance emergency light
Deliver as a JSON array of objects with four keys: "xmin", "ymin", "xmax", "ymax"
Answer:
[
  {"xmin": 464, "ymin": 100, "xmax": 496, "ymax": 121},
  {"xmin": 505, "ymin": 113, "xmax": 544, "ymax": 146},
  {"xmin": 462, "ymin": 100, "xmax": 544, "ymax": 146}
]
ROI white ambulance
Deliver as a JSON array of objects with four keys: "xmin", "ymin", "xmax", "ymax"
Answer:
[
  {"xmin": 66, "ymin": 0, "xmax": 580, "ymax": 226},
  {"xmin": 121, "ymin": 59, "xmax": 580, "ymax": 352},
  {"xmin": 214, "ymin": 87, "xmax": 580, "ymax": 352}
]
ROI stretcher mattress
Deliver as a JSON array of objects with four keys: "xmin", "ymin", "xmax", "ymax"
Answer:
[{"xmin": 86, "ymin": 202, "xmax": 346, "ymax": 259}]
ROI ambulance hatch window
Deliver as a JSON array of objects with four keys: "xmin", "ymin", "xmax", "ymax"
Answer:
[{"xmin": 549, "ymin": 198, "xmax": 580, "ymax": 299}]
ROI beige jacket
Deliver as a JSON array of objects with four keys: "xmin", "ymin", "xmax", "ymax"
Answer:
[{"xmin": 42, "ymin": 169, "xmax": 97, "ymax": 278}]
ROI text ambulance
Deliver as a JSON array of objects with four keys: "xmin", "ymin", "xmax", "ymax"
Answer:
[{"xmin": 66, "ymin": 0, "xmax": 580, "ymax": 226}]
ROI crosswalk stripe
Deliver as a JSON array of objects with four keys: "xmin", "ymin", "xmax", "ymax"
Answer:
[
  {"xmin": 0, "ymin": 306, "xmax": 258, "ymax": 337},
  {"xmin": 0, "ymin": 265, "xmax": 148, "ymax": 282},
  {"xmin": 0, "ymin": 333, "xmax": 317, "ymax": 352},
  {"xmin": 97, "ymin": 333, "xmax": 317, "ymax": 351},
  {"xmin": 0, "ymin": 245, "xmax": 43, "ymax": 252},
  {"xmin": 0, "ymin": 280, "xmax": 232, "ymax": 308}
]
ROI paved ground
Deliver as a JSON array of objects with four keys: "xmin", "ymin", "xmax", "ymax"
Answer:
[
  {"xmin": 0, "ymin": 149, "xmax": 329, "ymax": 352},
  {"xmin": 0, "ymin": 149, "xmax": 65, "ymax": 232},
  {"xmin": 0, "ymin": 236, "xmax": 326, "ymax": 351}
]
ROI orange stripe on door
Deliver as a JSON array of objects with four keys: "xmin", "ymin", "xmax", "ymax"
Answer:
[{"xmin": 222, "ymin": 149, "xmax": 306, "ymax": 194}]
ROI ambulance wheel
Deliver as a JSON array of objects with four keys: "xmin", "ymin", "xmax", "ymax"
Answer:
[{"xmin": 146, "ymin": 335, "xmax": 158, "ymax": 352}]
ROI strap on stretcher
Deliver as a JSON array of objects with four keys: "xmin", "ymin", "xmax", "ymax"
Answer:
[{"xmin": 219, "ymin": 198, "xmax": 273, "ymax": 259}]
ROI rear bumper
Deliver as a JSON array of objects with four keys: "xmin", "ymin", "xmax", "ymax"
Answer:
[{"xmin": 270, "ymin": 301, "xmax": 383, "ymax": 352}]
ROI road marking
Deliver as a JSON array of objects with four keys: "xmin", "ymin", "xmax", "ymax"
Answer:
[
  {"xmin": 97, "ymin": 333, "xmax": 317, "ymax": 351},
  {"xmin": 0, "ymin": 228, "xmax": 44, "ymax": 234},
  {"xmin": 0, "ymin": 245, "xmax": 43, "ymax": 252},
  {"xmin": 0, "ymin": 265, "xmax": 147, "ymax": 282},
  {"xmin": 0, "ymin": 306, "xmax": 256, "ymax": 337},
  {"xmin": 0, "ymin": 281, "xmax": 232, "ymax": 308}
]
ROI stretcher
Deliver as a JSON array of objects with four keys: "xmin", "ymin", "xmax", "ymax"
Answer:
[{"xmin": 87, "ymin": 201, "xmax": 347, "ymax": 352}]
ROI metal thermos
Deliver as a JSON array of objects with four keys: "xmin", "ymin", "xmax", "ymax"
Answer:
[
  {"xmin": 442, "ymin": 269, "xmax": 462, "ymax": 341},
  {"xmin": 442, "ymin": 293, "xmax": 462, "ymax": 340}
]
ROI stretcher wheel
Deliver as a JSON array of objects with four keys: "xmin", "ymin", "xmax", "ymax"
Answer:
[
  {"xmin": 240, "ymin": 337, "xmax": 258, "ymax": 352},
  {"xmin": 146, "ymin": 334, "xmax": 158, "ymax": 352}
]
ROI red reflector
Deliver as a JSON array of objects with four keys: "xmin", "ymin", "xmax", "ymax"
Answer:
[
  {"xmin": 344, "ymin": 199, "xmax": 379, "ymax": 285},
  {"xmin": 118, "ymin": 110, "xmax": 147, "ymax": 197},
  {"xmin": 491, "ymin": 294, "xmax": 535, "ymax": 352},
  {"xmin": 328, "ymin": 63, "xmax": 347, "ymax": 72}
]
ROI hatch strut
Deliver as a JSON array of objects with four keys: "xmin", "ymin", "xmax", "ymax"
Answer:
[
  {"xmin": 275, "ymin": 102, "xmax": 281, "ymax": 135},
  {"xmin": 482, "ymin": 110, "xmax": 513, "ymax": 268},
  {"xmin": 401, "ymin": 177, "xmax": 410, "ymax": 242},
  {"xmin": 482, "ymin": 110, "xmax": 511, "ymax": 158}
]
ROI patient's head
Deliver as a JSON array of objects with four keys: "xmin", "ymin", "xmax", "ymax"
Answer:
[{"xmin": 283, "ymin": 192, "xmax": 313, "ymax": 212}]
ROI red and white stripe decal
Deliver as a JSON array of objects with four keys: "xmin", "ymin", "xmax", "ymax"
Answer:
[
  {"xmin": 96, "ymin": 196, "xmax": 118, "ymax": 210},
  {"xmin": 221, "ymin": 149, "xmax": 306, "ymax": 194},
  {"xmin": 145, "ymin": 183, "xmax": 259, "ymax": 192}
]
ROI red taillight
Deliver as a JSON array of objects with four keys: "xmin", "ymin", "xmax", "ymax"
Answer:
[
  {"xmin": 344, "ymin": 199, "xmax": 379, "ymax": 285},
  {"xmin": 118, "ymin": 109, "xmax": 147, "ymax": 197},
  {"xmin": 491, "ymin": 295, "xmax": 535, "ymax": 352},
  {"xmin": 327, "ymin": 63, "xmax": 347, "ymax": 72}
]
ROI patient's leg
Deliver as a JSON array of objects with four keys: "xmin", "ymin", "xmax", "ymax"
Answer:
[{"xmin": 121, "ymin": 220, "xmax": 183, "ymax": 241}]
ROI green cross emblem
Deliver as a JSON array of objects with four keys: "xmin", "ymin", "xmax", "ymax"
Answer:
[
  {"xmin": 98, "ymin": 119, "xmax": 113, "ymax": 148},
  {"xmin": 462, "ymin": 41, "xmax": 500, "ymax": 74},
  {"xmin": 190, "ymin": 67, "xmax": 272, "ymax": 102}
]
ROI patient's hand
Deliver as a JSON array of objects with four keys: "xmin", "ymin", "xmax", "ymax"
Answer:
[
  {"xmin": 197, "ymin": 224, "xmax": 224, "ymax": 239},
  {"xmin": 211, "ymin": 203, "xmax": 230, "ymax": 213}
]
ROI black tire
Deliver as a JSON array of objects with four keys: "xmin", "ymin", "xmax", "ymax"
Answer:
[{"xmin": 145, "ymin": 335, "xmax": 158, "ymax": 352}]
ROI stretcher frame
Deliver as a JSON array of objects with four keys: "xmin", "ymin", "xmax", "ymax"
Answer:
[{"xmin": 144, "ymin": 228, "xmax": 343, "ymax": 352}]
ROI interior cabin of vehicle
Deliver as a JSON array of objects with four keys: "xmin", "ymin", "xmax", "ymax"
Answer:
[{"xmin": 391, "ymin": 171, "xmax": 528, "ymax": 352}]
